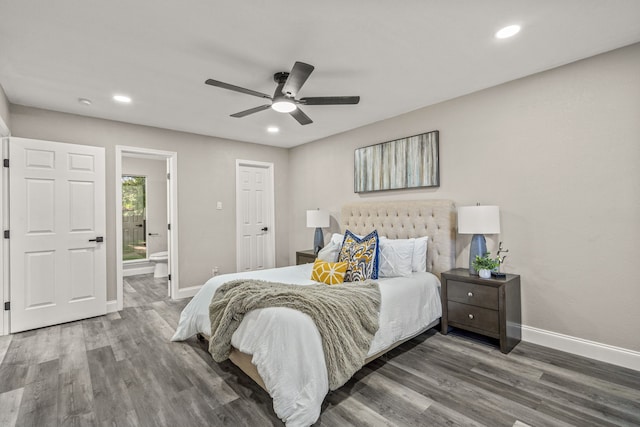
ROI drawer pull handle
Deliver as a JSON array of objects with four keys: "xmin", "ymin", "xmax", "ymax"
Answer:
[
  {"xmin": 468, "ymin": 314, "xmax": 474, "ymax": 319},
  {"xmin": 467, "ymin": 292, "xmax": 473, "ymax": 297}
]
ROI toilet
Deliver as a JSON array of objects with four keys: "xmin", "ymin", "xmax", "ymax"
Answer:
[{"xmin": 149, "ymin": 251, "xmax": 168, "ymax": 278}]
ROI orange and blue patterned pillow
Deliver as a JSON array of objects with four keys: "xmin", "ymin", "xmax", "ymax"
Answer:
[{"xmin": 338, "ymin": 230, "xmax": 379, "ymax": 281}]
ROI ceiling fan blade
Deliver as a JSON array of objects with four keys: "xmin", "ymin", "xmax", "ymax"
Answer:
[
  {"xmin": 281, "ymin": 62, "xmax": 314, "ymax": 97},
  {"xmin": 205, "ymin": 79, "xmax": 272, "ymax": 99},
  {"xmin": 230, "ymin": 104, "xmax": 272, "ymax": 118},
  {"xmin": 290, "ymin": 107, "xmax": 313, "ymax": 125},
  {"xmin": 299, "ymin": 96, "xmax": 360, "ymax": 105}
]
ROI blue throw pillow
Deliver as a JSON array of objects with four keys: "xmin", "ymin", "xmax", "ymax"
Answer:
[{"xmin": 337, "ymin": 229, "xmax": 380, "ymax": 281}]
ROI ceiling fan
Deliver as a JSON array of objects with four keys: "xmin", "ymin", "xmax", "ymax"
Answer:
[{"xmin": 205, "ymin": 61, "xmax": 360, "ymax": 125}]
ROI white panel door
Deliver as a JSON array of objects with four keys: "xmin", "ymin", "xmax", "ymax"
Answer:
[
  {"xmin": 9, "ymin": 137, "xmax": 106, "ymax": 333},
  {"xmin": 236, "ymin": 161, "xmax": 275, "ymax": 272}
]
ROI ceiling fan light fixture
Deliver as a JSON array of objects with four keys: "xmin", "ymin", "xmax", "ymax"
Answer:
[{"xmin": 271, "ymin": 100, "xmax": 296, "ymax": 113}]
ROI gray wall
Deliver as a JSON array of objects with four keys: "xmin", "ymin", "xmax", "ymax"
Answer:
[
  {"xmin": 122, "ymin": 157, "xmax": 168, "ymax": 257},
  {"xmin": 289, "ymin": 43, "xmax": 640, "ymax": 352},
  {"xmin": 9, "ymin": 106, "xmax": 291, "ymax": 300}
]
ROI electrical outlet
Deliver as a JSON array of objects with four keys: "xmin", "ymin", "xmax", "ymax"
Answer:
[{"xmin": 212, "ymin": 266, "xmax": 219, "ymax": 276}]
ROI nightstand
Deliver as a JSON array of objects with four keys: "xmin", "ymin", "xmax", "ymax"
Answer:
[
  {"xmin": 440, "ymin": 268, "xmax": 521, "ymax": 353},
  {"xmin": 295, "ymin": 250, "xmax": 317, "ymax": 265}
]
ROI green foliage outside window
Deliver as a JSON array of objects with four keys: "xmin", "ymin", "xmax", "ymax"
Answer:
[
  {"xmin": 122, "ymin": 176, "xmax": 147, "ymax": 261},
  {"xmin": 122, "ymin": 176, "xmax": 146, "ymax": 216}
]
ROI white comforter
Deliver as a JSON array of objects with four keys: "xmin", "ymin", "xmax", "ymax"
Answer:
[{"xmin": 171, "ymin": 264, "xmax": 442, "ymax": 427}]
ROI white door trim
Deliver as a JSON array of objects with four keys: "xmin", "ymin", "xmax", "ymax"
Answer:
[
  {"xmin": 235, "ymin": 159, "xmax": 275, "ymax": 272},
  {"xmin": 0, "ymin": 119, "xmax": 10, "ymax": 335},
  {"xmin": 115, "ymin": 146, "xmax": 179, "ymax": 310}
]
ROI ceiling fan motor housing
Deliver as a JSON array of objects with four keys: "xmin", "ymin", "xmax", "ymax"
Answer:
[{"xmin": 273, "ymin": 72, "xmax": 290, "ymax": 84}]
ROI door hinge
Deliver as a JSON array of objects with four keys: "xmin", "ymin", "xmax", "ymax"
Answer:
[
  {"xmin": 167, "ymin": 173, "xmax": 170, "ymax": 180},
  {"xmin": 167, "ymin": 224, "xmax": 171, "ymax": 230},
  {"xmin": 168, "ymin": 274, "xmax": 171, "ymax": 281},
  {"xmin": 3, "ymin": 159, "xmax": 8, "ymax": 168},
  {"xmin": 4, "ymin": 302, "xmax": 9, "ymax": 311},
  {"xmin": 3, "ymin": 230, "xmax": 9, "ymax": 239}
]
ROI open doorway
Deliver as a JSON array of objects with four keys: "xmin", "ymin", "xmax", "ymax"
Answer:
[
  {"xmin": 114, "ymin": 146, "xmax": 178, "ymax": 312},
  {"xmin": 121, "ymin": 156, "xmax": 169, "ymax": 278}
]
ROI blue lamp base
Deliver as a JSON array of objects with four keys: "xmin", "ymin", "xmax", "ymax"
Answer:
[
  {"xmin": 469, "ymin": 234, "xmax": 487, "ymax": 275},
  {"xmin": 313, "ymin": 227, "xmax": 324, "ymax": 255}
]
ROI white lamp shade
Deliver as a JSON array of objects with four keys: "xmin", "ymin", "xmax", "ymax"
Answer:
[
  {"xmin": 457, "ymin": 205, "xmax": 500, "ymax": 234},
  {"xmin": 306, "ymin": 210, "xmax": 330, "ymax": 228}
]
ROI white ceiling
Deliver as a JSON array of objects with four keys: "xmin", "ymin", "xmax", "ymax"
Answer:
[{"xmin": 1, "ymin": 1, "xmax": 639, "ymax": 148}]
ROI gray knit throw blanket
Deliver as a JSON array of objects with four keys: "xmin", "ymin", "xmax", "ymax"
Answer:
[{"xmin": 208, "ymin": 279, "xmax": 381, "ymax": 390}]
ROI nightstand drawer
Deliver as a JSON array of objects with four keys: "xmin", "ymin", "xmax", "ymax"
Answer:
[
  {"xmin": 447, "ymin": 280, "xmax": 498, "ymax": 310},
  {"xmin": 448, "ymin": 301, "xmax": 499, "ymax": 335}
]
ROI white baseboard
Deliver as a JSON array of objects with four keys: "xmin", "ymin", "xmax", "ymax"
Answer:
[
  {"xmin": 175, "ymin": 285, "xmax": 202, "ymax": 300},
  {"xmin": 106, "ymin": 300, "xmax": 119, "ymax": 313},
  {"xmin": 123, "ymin": 266, "xmax": 154, "ymax": 276},
  {"xmin": 522, "ymin": 325, "xmax": 640, "ymax": 371}
]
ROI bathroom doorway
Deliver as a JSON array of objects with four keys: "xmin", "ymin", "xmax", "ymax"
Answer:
[
  {"xmin": 114, "ymin": 146, "xmax": 179, "ymax": 312},
  {"xmin": 121, "ymin": 155, "xmax": 168, "ymax": 275}
]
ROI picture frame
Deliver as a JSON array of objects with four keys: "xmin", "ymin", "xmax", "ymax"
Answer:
[{"xmin": 354, "ymin": 130, "xmax": 439, "ymax": 193}]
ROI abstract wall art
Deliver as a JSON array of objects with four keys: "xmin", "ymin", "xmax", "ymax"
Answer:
[{"xmin": 354, "ymin": 130, "xmax": 439, "ymax": 193}]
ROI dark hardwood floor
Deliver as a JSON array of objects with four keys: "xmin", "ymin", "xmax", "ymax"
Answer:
[{"xmin": 0, "ymin": 273, "xmax": 639, "ymax": 426}]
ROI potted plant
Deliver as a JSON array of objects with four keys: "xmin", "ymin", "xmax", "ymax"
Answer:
[{"xmin": 472, "ymin": 253, "xmax": 500, "ymax": 279}]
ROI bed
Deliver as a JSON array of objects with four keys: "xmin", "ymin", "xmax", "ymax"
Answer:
[{"xmin": 172, "ymin": 200, "xmax": 456, "ymax": 426}]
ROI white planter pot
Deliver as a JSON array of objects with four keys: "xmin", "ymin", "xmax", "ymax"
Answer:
[{"xmin": 478, "ymin": 269, "xmax": 491, "ymax": 279}]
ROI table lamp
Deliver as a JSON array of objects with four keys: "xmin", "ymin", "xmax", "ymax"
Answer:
[
  {"xmin": 457, "ymin": 205, "xmax": 500, "ymax": 274},
  {"xmin": 306, "ymin": 209, "xmax": 330, "ymax": 255}
]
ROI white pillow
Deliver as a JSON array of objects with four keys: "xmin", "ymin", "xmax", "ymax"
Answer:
[
  {"xmin": 412, "ymin": 236, "xmax": 429, "ymax": 272},
  {"xmin": 330, "ymin": 232, "xmax": 366, "ymax": 245},
  {"xmin": 330, "ymin": 233, "xmax": 344, "ymax": 245},
  {"xmin": 317, "ymin": 239, "xmax": 340, "ymax": 263},
  {"xmin": 378, "ymin": 238, "xmax": 414, "ymax": 277}
]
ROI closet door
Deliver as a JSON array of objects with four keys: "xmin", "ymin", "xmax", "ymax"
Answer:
[
  {"xmin": 236, "ymin": 160, "xmax": 275, "ymax": 272},
  {"xmin": 9, "ymin": 137, "xmax": 106, "ymax": 332}
]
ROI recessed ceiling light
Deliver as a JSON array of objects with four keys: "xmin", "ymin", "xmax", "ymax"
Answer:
[
  {"xmin": 495, "ymin": 24, "xmax": 521, "ymax": 39},
  {"xmin": 113, "ymin": 94, "xmax": 132, "ymax": 103},
  {"xmin": 267, "ymin": 126, "xmax": 279, "ymax": 133},
  {"xmin": 78, "ymin": 98, "xmax": 92, "ymax": 106}
]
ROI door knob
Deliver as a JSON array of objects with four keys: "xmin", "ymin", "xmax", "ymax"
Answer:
[
  {"xmin": 261, "ymin": 227, "xmax": 268, "ymax": 232},
  {"xmin": 89, "ymin": 236, "xmax": 104, "ymax": 243}
]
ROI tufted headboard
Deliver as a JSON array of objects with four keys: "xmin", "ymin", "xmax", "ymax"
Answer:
[{"xmin": 340, "ymin": 200, "xmax": 456, "ymax": 278}]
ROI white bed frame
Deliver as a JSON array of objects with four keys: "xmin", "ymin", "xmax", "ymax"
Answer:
[{"xmin": 223, "ymin": 199, "xmax": 457, "ymax": 391}]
